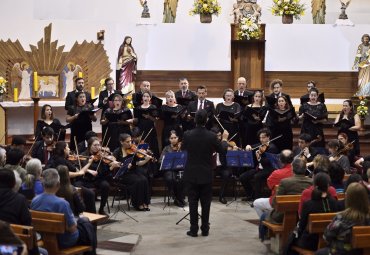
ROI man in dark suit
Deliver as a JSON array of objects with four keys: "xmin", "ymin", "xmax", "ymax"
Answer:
[
  {"xmin": 31, "ymin": 127, "xmax": 55, "ymax": 166},
  {"xmin": 98, "ymin": 78, "xmax": 119, "ymax": 136},
  {"xmin": 266, "ymin": 79, "xmax": 293, "ymax": 108},
  {"xmin": 299, "ymin": 80, "xmax": 316, "ymax": 105},
  {"xmin": 132, "ymin": 80, "xmax": 152, "ymax": 107},
  {"xmin": 175, "ymin": 78, "xmax": 197, "ymax": 132},
  {"xmin": 181, "ymin": 109, "xmax": 229, "ymax": 237},
  {"xmin": 64, "ymin": 77, "xmax": 92, "ymax": 110},
  {"xmin": 187, "ymin": 85, "xmax": 215, "ymax": 130},
  {"xmin": 234, "ymin": 76, "xmax": 254, "ymax": 98}
]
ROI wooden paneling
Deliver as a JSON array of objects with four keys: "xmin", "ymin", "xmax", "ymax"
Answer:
[
  {"xmin": 136, "ymin": 70, "xmax": 231, "ymax": 97},
  {"xmin": 265, "ymin": 71, "xmax": 358, "ymax": 99},
  {"xmin": 138, "ymin": 70, "xmax": 358, "ymax": 99}
]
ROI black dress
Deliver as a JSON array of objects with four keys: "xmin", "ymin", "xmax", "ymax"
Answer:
[
  {"xmin": 215, "ymin": 102, "xmax": 241, "ymax": 146},
  {"xmin": 103, "ymin": 107, "xmax": 133, "ymax": 152},
  {"xmin": 113, "ymin": 148, "xmax": 150, "ymax": 209},
  {"xmin": 299, "ymin": 103, "xmax": 328, "ymax": 148},
  {"xmin": 267, "ymin": 108, "xmax": 294, "ymax": 151},
  {"xmin": 135, "ymin": 104, "xmax": 160, "ymax": 158},
  {"xmin": 67, "ymin": 104, "xmax": 94, "ymax": 151},
  {"xmin": 336, "ymin": 114, "xmax": 360, "ymax": 156},
  {"xmin": 161, "ymin": 104, "xmax": 184, "ymax": 147},
  {"xmin": 35, "ymin": 119, "xmax": 66, "ymax": 141},
  {"xmin": 242, "ymin": 105, "xmax": 268, "ymax": 146}
]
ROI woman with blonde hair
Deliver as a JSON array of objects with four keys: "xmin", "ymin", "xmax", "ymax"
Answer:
[
  {"xmin": 317, "ymin": 183, "xmax": 370, "ymax": 255},
  {"xmin": 161, "ymin": 90, "xmax": 184, "ymax": 147}
]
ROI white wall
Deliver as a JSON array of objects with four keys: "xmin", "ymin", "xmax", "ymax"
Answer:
[{"xmin": 0, "ymin": 0, "xmax": 370, "ymax": 73}]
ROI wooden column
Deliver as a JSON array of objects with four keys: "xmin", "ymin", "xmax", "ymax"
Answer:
[{"xmin": 231, "ymin": 24, "xmax": 266, "ymax": 90}]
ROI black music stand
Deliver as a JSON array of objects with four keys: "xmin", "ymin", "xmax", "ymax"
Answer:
[
  {"xmin": 160, "ymin": 151, "xmax": 187, "ymax": 210},
  {"xmin": 110, "ymin": 157, "xmax": 138, "ymax": 222},
  {"xmin": 225, "ymin": 150, "xmax": 254, "ymax": 207}
]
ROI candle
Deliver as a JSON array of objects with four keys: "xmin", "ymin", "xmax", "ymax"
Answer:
[
  {"xmin": 33, "ymin": 72, "xmax": 38, "ymax": 92},
  {"xmin": 91, "ymin": 87, "xmax": 95, "ymax": 99},
  {"xmin": 78, "ymin": 72, "xmax": 83, "ymax": 78},
  {"xmin": 13, "ymin": 88, "xmax": 18, "ymax": 102}
]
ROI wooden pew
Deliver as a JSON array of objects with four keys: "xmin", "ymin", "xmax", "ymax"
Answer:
[
  {"xmin": 81, "ymin": 212, "xmax": 108, "ymax": 225},
  {"xmin": 262, "ymin": 194, "xmax": 301, "ymax": 253},
  {"xmin": 291, "ymin": 212, "xmax": 337, "ymax": 255},
  {"xmin": 10, "ymin": 224, "xmax": 34, "ymax": 250},
  {"xmin": 30, "ymin": 210, "xmax": 92, "ymax": 255},
  {"xmin": 352, "ymin": 226, "xmax": 370, "ymax": 255}
]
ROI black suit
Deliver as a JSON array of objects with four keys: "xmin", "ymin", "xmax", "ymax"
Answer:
[
  {"xmin": 182, "ymin": 126, "xmax": 227, "ymax": 234},
  {"xmin": 65, "ymin": 90, "xmax": 92, "ymax": 110},
  {"xmin": 98, "ymin": 89, "xmax": 119, "ymax": 135},
  {"xmin": 31, "ymin": 141, "xmax": 52, "ymax": 165},
  {"xmin": 175, "ymin": 90, "xmax": 197, "ymax": 132},
  {"xmin": 187, "ymin": 99, "xmax": 215, "ymax": 130}
]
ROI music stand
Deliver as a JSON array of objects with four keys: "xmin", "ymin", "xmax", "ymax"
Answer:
[
  {"xmin": 160, "ymin": 151, "xmax": 187, "ymax": 210},
  {"xmin": 110, "ymin": 157, "xmax": 138, "ymax": 222},
  {"xmin": 225, "ymin": 150, "xmax": 254, "ymax": 207}
]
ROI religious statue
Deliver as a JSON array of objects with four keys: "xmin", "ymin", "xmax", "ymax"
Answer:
[
  {"xmin": 117, "ymin": 36, "xmax": 137, "ymax": 93},
  {"xmin": 232, "ymin": 0, "xmax": 261, "ymax": 24},
  {"xmin": 311, "ymin": 0, "xmax": 326, "ymax": 24},
  {"xmin": 163, "ymin": 0, "xmax": 178, "ymax": 23},
  {"xmin": 353, "ymin": 34, "xmax": 370, "ymax": 96},
  {"xmin": 339, "ymin": 0, "xmax": 351, "ymax": 19},
  {"xmin": 140, "ymin": 0, "xmax": 150, "ymax": 18}
]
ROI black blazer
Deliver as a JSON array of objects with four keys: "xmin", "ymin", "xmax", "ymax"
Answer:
[
  {"xmin": 65, "ymin": 91, "xmax": 92, "ymax": 110},
  {"xmin": 31, "ymin": 141, "xmax": 51, "ymax": 165},
  {"xmin": 182, "ymin": 127, "xmax": 228, "ymax": 184},
  {"xmin": 175, "ymin": 90, "xmax": 197, "ymax": 105},
  {"xmin": 234, "ymin": 90, "xmax": 254, "ymax": 97},
  {"xmin": 187, "ymin": 99, "xmax": 215, "ymax": 129}
]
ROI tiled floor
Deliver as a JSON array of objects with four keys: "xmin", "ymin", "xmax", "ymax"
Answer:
[{"xmin": 96, "ymin": 197, "xmax": 274, "ymax": 255}]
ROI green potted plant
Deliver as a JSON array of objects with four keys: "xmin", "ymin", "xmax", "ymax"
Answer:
[
  {"xmin": 271, "ymin": 0, "xmax": 306, "ymax": 24},
  {"xmin": 189, "ymin": 0, "xmax": 221, "ymax": 23}
]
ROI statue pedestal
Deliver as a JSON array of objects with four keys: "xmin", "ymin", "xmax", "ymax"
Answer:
[
  {"xmin": 335, "ymin": 19, "xmax": 354, "ymax": 26},
  {"xmin": 230, "ymin": 24, "xmax": 266, "ymax": 90}
]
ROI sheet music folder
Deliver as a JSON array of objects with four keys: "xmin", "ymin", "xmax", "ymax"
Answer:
[
  {"xmin": 114, "ymin": 156, "xmax": 134, "ymax": 179},
  {"xmin": 226, "ymin": 150, "xmax": 254, "ymax": 168},
  {"xmin": 160, "ymin": 151, "xmax": 187, "ymax": 171}
]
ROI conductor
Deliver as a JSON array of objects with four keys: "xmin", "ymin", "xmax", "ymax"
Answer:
[{"xmin": 181, "ymin": 109, "xmax": 229, "ymax": 237}]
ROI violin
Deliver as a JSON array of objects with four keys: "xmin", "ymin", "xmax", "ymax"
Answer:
[
  {"xmin": 171, "ymin": 142, "xmax": 182, "ymax": 152},
  {"xmin": 67, "ymin": 154, "xmax": 89, "ymax": 161},
  {"xmin": 126, "ymin": 144, "xmax": 157, "ymax": 162}
]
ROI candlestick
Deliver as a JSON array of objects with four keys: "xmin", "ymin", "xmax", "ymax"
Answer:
[
  {"xmin": 33, "ymin": 72, "xmax": 38, "ymax": 92},
  {"xmin": 91, "ymin": 87, "xmax": 95, "ymax": 99},
  {"xmin": 13, "ymin": 88, "xmax": 18, "ymax": 102},
  {"xmin": 78, "ymin": 72, "xmax": 83, "ymax": 78}
]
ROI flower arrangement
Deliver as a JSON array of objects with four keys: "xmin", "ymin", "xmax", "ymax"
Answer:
[
  {"xmin": 0, "ymin": 76, "xmax": 7, "ymax": 95},
  {"xmin": 238, "ymin": 15, "xmax": 261, "ymax": 40},
  {"xmin": 357, "ymin": 96, "xmax": 369, "ymax": 119},
  {"xmin": 271, "ymin": 0, "xmax": 306, "ymax": 20},
  {"xmin": 189, "ymin": 0, "xmax": 221, "ymax": 16}
]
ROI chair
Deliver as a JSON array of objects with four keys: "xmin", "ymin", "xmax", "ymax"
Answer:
[{"xmin": 111, "ymin": 181, "xmax": 131, "ymax": 211}]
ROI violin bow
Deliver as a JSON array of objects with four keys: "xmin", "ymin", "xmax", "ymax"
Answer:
[
  {"xmin": 213, "ymin": 115, "xmax": 225, "ymax": 131},
  {"xmin": 101, "ymin": 127, "xmax": 109, "ymax": 147},
  {"xmin": 142, "ymin": 128, "xmax": 153, "ymax": 143},
  {"xmin": 251, "ymin": 134, "xmax": 283, "ymax": 150},
  {"xmin": 56, "ymin": 129, "xmax": 62, "ymax": 141},
  {"xmin": 228, "ymin": 133, "xmax": 237, "ymax": 142},
  {"xmin": 26, "ymin": 135, "xmax": 39, "ymax": 157},
  {"xmin": 74, "ymin": 137, "xmax": 82, "ymax": 171}
]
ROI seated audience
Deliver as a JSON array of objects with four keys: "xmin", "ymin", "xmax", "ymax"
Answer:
[
  {"xmin": 328, "ymin": 161, "xmax": 345, "ymax": 193},
  {"xmin": 317, "ymin": 183, "xmax": 370, "ymax": 255},
  {"xmin": 4, "ymin": 148, "xmax": 26, "ymax": 182},
  {"xmin": 20, "ymin": 158, "xmax": 44, "ymax": 199}
]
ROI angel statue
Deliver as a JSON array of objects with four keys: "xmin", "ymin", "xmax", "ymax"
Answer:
[
  {"xmin": 140, "ymin": 0, "xmax": 150, "ymax": 18},
  {"xmin": 339, "ymin": 0, "xmax": 351, "ymax": 19},
  {"xmin": 353, "ymin": 34, "xmax": 370, "ymax": 96},
  {"xmin": 62, "ymin": 62, "xmax": 82, "ymax": 98},
  {"xmin": 12, "ymin": 61, "xmax": 32, "ymax": 99}
]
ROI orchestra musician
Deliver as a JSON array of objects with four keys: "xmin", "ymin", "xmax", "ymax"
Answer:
[
  {"xmin": 328, "ymin": 140, "xmax": 351, "ymax": 174},
  {"xmin": 187, "ymin": 85, "xmax": 215, "ymax": 130},
  {"xmin": 215, "ymin": 88, "xmax": 241, "ymax": 146},
  {"xmin": 31, "ymin": 127, "xmax": 55, "ymax": 166},
  {"xmin": 293, "ymin": 133, "xmax": 318, "ymax": 164},
  {"xmin": 337, "ymin": 132, "xmax": 356, "ymax": 166},
  {"xmin": 113, "ymin": 133, "xmax": 151, "ymax": 211},
  {"xmin": 298, "ymin": 88, "xmax": 328, "ymax": 149},
  {"xmin": 160, "ymin": 130, "xmax": 185, "ymax": 207},
  {"xmin": 100, "ymin": 93, "xmax": 133, "ymax": 152},
  {"xmin": 161, "ymin": 90, "xmax": 184, "ymax": 147},
  {"xmin": 46, "ymin": 141, "xmax": 97, "ymax": 213},
  {"xmin": 334, "ymin": 99, "xmax": 361, "ymax": 156},
  {"xmin": 240, "ymin": 128, "xmax": 279, "ymax": 200},
  {"xmin": 66, "ymin": 91, "xmax": 97, "ymax": 151},
  {"xmin": 80, "ymin": 137, "xmax": 116, "ymax": 215},
  {"xmin": 35, "ymin": 104, "xmax": 65, "ymax": 141}
]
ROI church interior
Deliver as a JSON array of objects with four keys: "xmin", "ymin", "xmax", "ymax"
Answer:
[{"xmin": 1, "ymin": 0, "xmax": 370, "ymax": 254}]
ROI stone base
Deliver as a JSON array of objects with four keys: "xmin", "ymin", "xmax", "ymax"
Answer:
[{"xmin": 335, "ymin": 19, "xmax": 354, "ymax": 26}]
